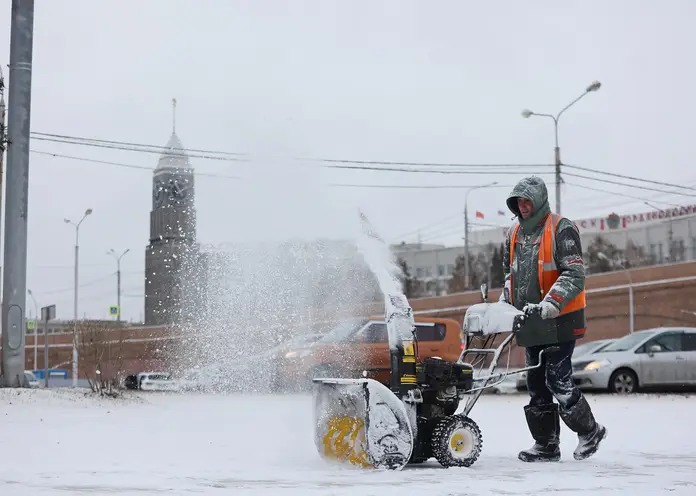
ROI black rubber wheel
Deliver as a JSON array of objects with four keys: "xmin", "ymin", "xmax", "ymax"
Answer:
[
  {"xmin": 430, "ymin": 415, "xmax": 483, "ymax": 468},
  {"xmin": 609, "ymin": 368, "xmax": 638, "ymax": 394}
]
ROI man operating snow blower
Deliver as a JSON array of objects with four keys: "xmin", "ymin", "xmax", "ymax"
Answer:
[{"xmin": 501, "ymin": 176, "xmax": 607, "ymax": 463}]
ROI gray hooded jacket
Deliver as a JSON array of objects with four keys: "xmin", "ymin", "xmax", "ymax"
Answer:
[{"xmin": 502, "ymin": 176, "xmax": 586, "ymax": 347}]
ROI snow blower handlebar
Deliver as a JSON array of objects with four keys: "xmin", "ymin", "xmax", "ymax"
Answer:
[{"xmin": 457, "ymin": 293, "xmax": 561, "ymax": 417}]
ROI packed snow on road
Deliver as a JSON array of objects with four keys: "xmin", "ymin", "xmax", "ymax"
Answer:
[{"xmin": 0, "ymin": 389, "xmax": 694, "ymax": 495}]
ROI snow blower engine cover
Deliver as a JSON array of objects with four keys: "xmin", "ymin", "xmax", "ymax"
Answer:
[{"xmin": 463, "ymin": 301, "xmax": 523, "ymax": 336}]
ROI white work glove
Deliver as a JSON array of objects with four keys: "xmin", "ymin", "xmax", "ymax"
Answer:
[
  {"xmin": 522, "ymin": 300, "xmax": 560, "ymax": 320},
  {"xmin": 499, "ymin": 278, "xmax": 511, "ymax": 303}
]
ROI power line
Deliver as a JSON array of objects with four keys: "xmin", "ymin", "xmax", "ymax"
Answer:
[
  {"xmin": 563, "ymin": 172, "xmax": 696, "ymax": 198},
  {"xmin": 30, "ymin": 135, "xmax": 249, "ymax": 163},
  {"xmin": 331, "ymin": 183, "xmax": 516, "ymax": 189},
  {"xmin": 564, "ymin": 181, "xmax": 684, "ymax": 207},
  {"xmin": 38, "ymin": 272, "xmax": 115, "ymax": 295},
  {"xmin": 563, "ymin": 163, "xmax": 696, "ymax": 192},
  {"xmin": 31, "ymin": 131, "xmax": 247, "ymax": 157},
  {"xmin": 305, "ymin": 156, "xmax": 556, "ymax": 168},
  {"xmin": 325, "ymin": 164, "xmax": 555, "ymax": 175},
  {"xmin": 31, "ymin": 129, "xmax": 696, "ymax": 194},
  {"xmin": 31, "ymin": 150, "xmax": 241, "ymax": 179}
]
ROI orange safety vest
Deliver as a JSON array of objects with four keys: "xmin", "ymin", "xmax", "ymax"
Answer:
[{"xmin": 509, "ymin": 213, "xmax": 586, "ymax": 315}]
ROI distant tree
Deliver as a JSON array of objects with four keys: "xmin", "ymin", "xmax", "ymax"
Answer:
[
  {"xmin": 76, "ymin": 320, "xmax": 127, "ymax": 397},
  {"xmin": 624, "ymin": 240, "xmax": 649, "ymax": 268},
  {"xmin": 586, "ymin": 235, "xmax": 622, "ymax": 274},
  {"xmin": 489, "ymin": 243, "xmax": 505, "ymax": 288},
  {"xmin": 448, "ymin": 254, "xmax": 467, "ymax": 293},
  {"xmin": 396, "ymin": 257, "xmax": 416, "ymax": 298},
  {"xmin": 448, "ymin": 252, "xmax": 487, "ymax": 292}
]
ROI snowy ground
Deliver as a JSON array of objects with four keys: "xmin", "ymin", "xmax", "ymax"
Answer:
[{"xmin": 1, "ymin": 389, "xmax": 695, "ymax": 495}]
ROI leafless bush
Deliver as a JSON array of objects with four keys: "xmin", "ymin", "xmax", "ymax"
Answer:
[{"xmin": 74, "ymin": 320, "xmax": 127, "ymax": 397}]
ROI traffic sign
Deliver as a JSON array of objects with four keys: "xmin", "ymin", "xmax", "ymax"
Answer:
[
  {"xmin": 109, "ymin": 305, "xmax": 120, "ymax": 317},
  {"xmin": 26, "ymin": 319, "xmax": 36, "ymax": 330}
]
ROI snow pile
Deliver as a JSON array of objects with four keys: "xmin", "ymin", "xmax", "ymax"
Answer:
[{"xmin": 1, "ymin": 392, "xmax": 695, "ymax": 495}]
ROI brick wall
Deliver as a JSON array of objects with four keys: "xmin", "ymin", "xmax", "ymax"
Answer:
[{"xmin": 24, "ymin": 262, "xmax": 696, "ymax": 375}]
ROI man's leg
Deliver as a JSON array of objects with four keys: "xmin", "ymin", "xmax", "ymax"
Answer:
[
  {"xmin": 518, "ymin": 345, "xmax": 560, "ymax": 462},
  {"xmin": 544, "ymin": 340, "xmax": 607, "ymax": 460}
]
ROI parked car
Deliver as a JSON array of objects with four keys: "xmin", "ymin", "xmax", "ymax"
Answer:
[
  {"xmin": 24, "ymin": 370, "xmax": 39, "ymax": 388},
  {"xmin": 290, "ymin": 316, "xmax": 463, "ymax": 390},
  {"xmin": 124, "ymin": 372, "xmax": 179, "ymax": 391},
  {"xmin": 515, "ymin": 338, "xmax": 617, "ymax": 391},
  {"xmin": 475, "ymin": 369, "xmax": 520, "ymax": 394},
  {"xmin": 572, "ymin": 327, "xmax": 696, "ymax": 394}
]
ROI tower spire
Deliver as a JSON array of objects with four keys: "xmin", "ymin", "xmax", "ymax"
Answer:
[{"xmin": 172, "ymin": 97, "xmax": 177, "ymax": 134}]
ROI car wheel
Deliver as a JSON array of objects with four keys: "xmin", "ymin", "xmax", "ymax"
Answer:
[{"xmin": 609, "ymin": 368, "xmax": 638, "ymax": 394}]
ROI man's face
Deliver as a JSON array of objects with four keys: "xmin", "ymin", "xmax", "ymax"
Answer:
[{"xmin": 517, "ymin": 197, "xmax": 534, "ymax": 219}]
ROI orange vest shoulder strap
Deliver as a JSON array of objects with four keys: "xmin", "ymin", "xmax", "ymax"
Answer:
[
  {"xmin": 508, "ymin": 223, "xmax": 520, "ymax": 305},
  {"xmin": 509, "ymin": 223, "xmax": 521, "ymax": 263}
]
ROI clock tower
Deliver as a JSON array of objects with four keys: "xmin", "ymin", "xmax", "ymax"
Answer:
[{"xmin": 144, "ymin": 99, "xmax": 198, "ymax": 325}]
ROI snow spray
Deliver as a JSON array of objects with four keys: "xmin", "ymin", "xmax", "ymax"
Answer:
[{"xmin": 169, "ymin": 162, "xmax": 390, "ymax": 394}]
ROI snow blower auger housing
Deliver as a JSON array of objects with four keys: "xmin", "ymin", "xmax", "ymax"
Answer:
[{"xmin": 312, "ymin": 283, "xmax": 557, "ymax": 471}]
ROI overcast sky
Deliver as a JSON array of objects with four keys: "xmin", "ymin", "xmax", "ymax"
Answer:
[{"xmin": 1, "ymin": 0, "xmax": 694, "ymax": 322}]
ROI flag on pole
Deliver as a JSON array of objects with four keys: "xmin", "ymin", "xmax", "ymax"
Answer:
[
  {"xmin": 475, "ymin": 211, "xmax": 485, "ymax": 219},
  {"xmin": 498, "ymin": 210, "xmax": 506, "ymax": 216}
]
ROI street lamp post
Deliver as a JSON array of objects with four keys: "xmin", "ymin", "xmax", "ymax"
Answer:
[
  {"xmin": 521, "ymin": 80, "xmax": 602, "ymax": 215},
  {"xmin": 64, "ymin": 208, "xmax": 93, "ymax": 387},
  {"xmin": 464, "ymin": 182, "xmax": 498, "ymax": 290},
  {"xmin": 27, "ymin": 289, "xmax": 38, "ymax": 369},
  {"xmin": 107, "ymin": 248, "xmax": 130, "ymax": 323},
  {"xmin": 598, "ymin": 251, "xmax": 634, "ymax": 334}
]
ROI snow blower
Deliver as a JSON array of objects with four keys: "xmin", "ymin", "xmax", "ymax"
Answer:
[{"xmin": 312, "ymin": 282, "xmax": 559, "ymax": 470}]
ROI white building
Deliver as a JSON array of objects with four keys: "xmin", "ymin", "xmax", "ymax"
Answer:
[{"xmin": 392, "ymin": 204, "xmax": 696, "ymax": 295}]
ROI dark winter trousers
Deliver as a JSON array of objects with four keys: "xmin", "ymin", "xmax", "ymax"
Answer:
[{"xmin": 525, "ymin": 340, "xmax": 581, "ymax": 410}]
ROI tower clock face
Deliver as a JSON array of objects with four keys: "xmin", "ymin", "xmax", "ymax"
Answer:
[
  {"xmin": 168, "ymin": 178, "xmax": 189, "ymax": 205},
  {"xmin": 153, "ymin": 179, "xmax": 165, "ymax": 207},
  {"xmin": 152, "ymin": 177, "xmax": 190, "ymax": 208}
]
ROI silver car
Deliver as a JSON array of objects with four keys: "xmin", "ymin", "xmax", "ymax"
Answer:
[
  {"xmin": 515, "ymin": 338, "xmax": 616, "ymax": 391},
  {"xmin": 572, "ymin": 327, "xmax": 696, "ymax": 394}
]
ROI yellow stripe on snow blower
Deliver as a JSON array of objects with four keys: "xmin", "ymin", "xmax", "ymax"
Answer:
[{"xmin": 321, "ymin": 416, "xmax": 372, "ymax": 468}]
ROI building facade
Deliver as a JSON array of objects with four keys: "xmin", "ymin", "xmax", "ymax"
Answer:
[
  {"xmin": 144, "ymin": 124, "xmax": 199, "ymax": 325},
  {"xmin": 392, "ymin": 204, "xmax": 696, "ymax": 296}
]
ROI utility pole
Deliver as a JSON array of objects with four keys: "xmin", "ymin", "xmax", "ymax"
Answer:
[
  {"xmin": 108, "ymin": 248, "xmax": 129, "ymax": 323},
  {"xmin": 65, "ymin": 208, "xmax": 93, "ymax": 387},
  {"xmin": 27, "ymin": 289, "xmax": 37, "ymax": 368},
  {"xmin": 463, "ymin": 182, "xmax": 497, "ymax": 290},
  {"xmin": 521, "ymin": 80, "xmax": 601, "ymax": 215},
  {"xmin": 1, "ymin": 0, "xmax": 35, "ymax": 387},
  {"xmin": 0, "ymin": 66, "xmax": 6, "ymax": 295},
  {"xmin": 41, "ymin": 304, "xmax": 55, "ymax": 388}
]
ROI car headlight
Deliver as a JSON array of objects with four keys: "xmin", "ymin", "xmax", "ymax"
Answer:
[
  {"xmin": 584, "ymin": 360, "xmax": 610, "ymax": 371},
  {"xmin": 284, "ymin": 351, "xmax": 298, "ymax": 358}
]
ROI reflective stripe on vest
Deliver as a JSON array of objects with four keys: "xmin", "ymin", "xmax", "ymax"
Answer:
[{"xmin": 508, "ymin": 213, "xmax": 586, "ymax": 314}]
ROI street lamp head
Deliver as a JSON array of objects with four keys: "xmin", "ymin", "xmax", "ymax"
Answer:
[
  {"xmin": 27, "ymin": 289, "xmax": 33, "ymax": 295},
  {"xmin": 586, "ymin": 81, "xmax": 601, "ymax": 92},
  {"xmin": 63, "ymin": 218, "xmax": 71, "ymax": 224},
  {"xmin": 521, "ymin": 109, "xmax": 533, "ymax": 118},
  {"xmin": 85, "ymin": 208, "xmax": 93, "ymax": 216}
]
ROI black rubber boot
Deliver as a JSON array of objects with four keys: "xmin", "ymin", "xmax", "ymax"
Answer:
[
  {"xmin": 560, "ymin": 395, "xmax": 607, "ymax": 460},
  {"xmin": 518, "ymin": 403, "xmax": 561, "ymax": 462}
]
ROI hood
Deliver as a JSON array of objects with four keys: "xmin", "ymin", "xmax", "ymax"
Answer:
[{"xmin": 506, "ymin": 176, "xmax": 551, "ymax": 231}]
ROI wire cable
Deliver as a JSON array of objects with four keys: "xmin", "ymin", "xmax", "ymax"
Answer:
[
  {"xmin": 563, "ymin": 172, "xmax": 696, "ymax": 198},
  {"xmin": 563, "ymin": 163, "xmax": 696, "ymax": 192}
]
